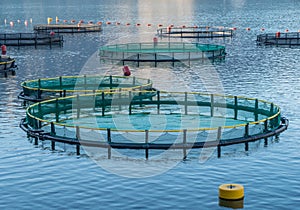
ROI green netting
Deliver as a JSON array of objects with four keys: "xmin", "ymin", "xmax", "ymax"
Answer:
[
  {"xmin": 99, "ymin": 42, "xmax": 226, "ymax": 64},
  {"xmin": 100, "ymin": 42, "xmax": 225, "ymax": 53},
  {"xmin": 25, "ymin": 91, "xmax": 282, "ymax": 145},
  {"xmin": 21, "ymin": 75, "xmax": 153, "ymax": 101}
]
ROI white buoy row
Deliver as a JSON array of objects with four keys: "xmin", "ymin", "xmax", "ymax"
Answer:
[
  {"xmin": 2, "ymin": 18, "xmax": 33, "ymax": 26},
  {"xmin": 2, "ymin": 18, "xmax": 300, "ymax": 33}
]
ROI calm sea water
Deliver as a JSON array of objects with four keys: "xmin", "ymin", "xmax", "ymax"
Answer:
[{"xmin": 1, "ymin": 0, "xmax": 300, "ymax": 209}]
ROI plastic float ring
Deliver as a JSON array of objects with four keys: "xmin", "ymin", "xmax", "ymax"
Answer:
[{"xmin": 219, "ymin": 184, "xmax": 244, "ymax": 200}]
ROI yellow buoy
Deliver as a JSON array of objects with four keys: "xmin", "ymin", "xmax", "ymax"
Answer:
[
  {"xmin": 47, "ymin": 17, "xmax": 53, "ymax": 24},
  {"xmin": 219, "ymin": 184, "xmax": 244, "ymax": 200}
]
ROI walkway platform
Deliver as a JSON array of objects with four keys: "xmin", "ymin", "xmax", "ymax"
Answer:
[{"xmin": 34, "ymin": 24, "xmax": 102, "ymax": 34}]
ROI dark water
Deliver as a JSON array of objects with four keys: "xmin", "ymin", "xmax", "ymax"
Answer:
[{"xmin": 1, "ymin": 0, "xmax": 300, "ymax": 209}]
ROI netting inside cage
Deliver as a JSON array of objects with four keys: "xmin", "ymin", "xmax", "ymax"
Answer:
[
  {"xmin": 26, "ymin": 91, "xmax": 281, "ymax": 148},
  {"xmin": 99, "ymin": 42, "xmax": 226, "ymax": 65},
  {"xmin": 21, "ymin": 75, "xmax": 153, "ymax": 101}
]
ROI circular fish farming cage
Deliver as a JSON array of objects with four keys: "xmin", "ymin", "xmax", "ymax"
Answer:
[
  {"xmin": 257, "ymin": 32, "xmax": 300, "ymax": 47},
  {"xmin": 0, "ymin": 33, "xmax": 63, "ymax": 48},
  {"xmin": 157, "ymin": 26, "xmax": 234, "ymax": 38},
  {"xmin": 99, "ymin": 42, "xmax": 226, "ymax": 67},
  {"xmin": 18, "ymin": 75, "xmax": 153, "ymax": 103},
  {"xmin": 20, "ymin": 91, "xmax": 288, "ymax": 159},
  {"xmin": 0, "ymin": 55, "xmax": 18, "ymax": 77},
  {"xmin": 34, "ymin": 24, "xmax": 102, "ymax": 34}
]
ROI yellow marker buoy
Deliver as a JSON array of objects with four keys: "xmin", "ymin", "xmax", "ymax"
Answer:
[
  {"xmin": 219, "ymin": 184, "xmax": 244, "ymax": 200},
  {"xmin": 47, "ymin": 17, "xmax": 53, "ymax": 24}
]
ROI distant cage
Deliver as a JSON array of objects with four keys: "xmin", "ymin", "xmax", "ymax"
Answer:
[
  {"xmin": 157, "ymin": 26, "xmax": 234, "ymax": 38},
  {"xmin": 18, "ymin": 75, "xmax": 153, "ymax": 103},
  {"xmin": 0, "ymin": 56, "xmax": 18, "ymax": 77},
  {"xmin": 99, "ymin": 42, "xmax": 226, "ymax": 67},
  {"xmin": 20, "ymin": 91, "xmax": 288, "ymax": 159},
  {"xmin": 257, "ymin": 32, "xmax": 300, "ymax": 47},
  {"xmin": 0, "ymin": 57, "xmax": 17, "ymax": 70},
  {"xmin": 34, "ymin": 24, "xmax": 102, "ymax": 34},
  {"xmin": 0, "ymin": 33, "xmax": 63, "ymax": 48}
]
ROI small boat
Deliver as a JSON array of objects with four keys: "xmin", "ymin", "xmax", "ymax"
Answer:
[{"xmin": 0, "ymin": 55, "xmax": 18, "ymax": 77}]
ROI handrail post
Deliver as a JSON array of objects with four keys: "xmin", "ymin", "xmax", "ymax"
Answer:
[
  {"xmin": 145, "ymin": 130, "xmax": 149, "ymax": 160},
  {"xmin": 129, "ymin": 91, "xmax": 132, "ymax": 115},
  {"xmin": 217, "ymin": 127, "xmax": 222, "ymax": 158},
  {"xmin": 55, "ymin": 99, "xmax": 59, "ymax": 122},
  {"xmin": 183, "ymin": 129, "xmax": 187, "ymax": 159},
  {"xmin": 264, "ymin": 120, "xmax": 268, "ymax": 146},
  {"xmin": 254, "ymin": 99, "xmax": 258, "ymax": 121},
  {"xmin": 102, "ymin": 92, "xmax": 105, "ymax": 116},
  {"xmin": 234, "ymin": 96, "xmax": 238, "ymax": 119},
  {"xmin": 107, "ymin": 128, "xmax": 111, "ymax": 159},
  {"xmin": 50, "ymin": 122, "xmax": 56, "ymax": 135},
  {"xmin": 184, "ymin": 92, "xmax": 188, "ymax": 115},
  {"xmin": 157, "ymin": 90, "xmax": 160, "ymax": 114},
  {"xmin": 76, "ymin": 95, "xmax": 80, "ymax": 119},
  {"xmin": 210, "ymin": 94, "xmax": 214, "ymax": 117},
  {"xmin": 244, "ymin": 123, "xmax": 249, "ymax": 152},
  {"xmin": 76, "ymin": 126, "xmax": 80, "ymax": 140}
]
